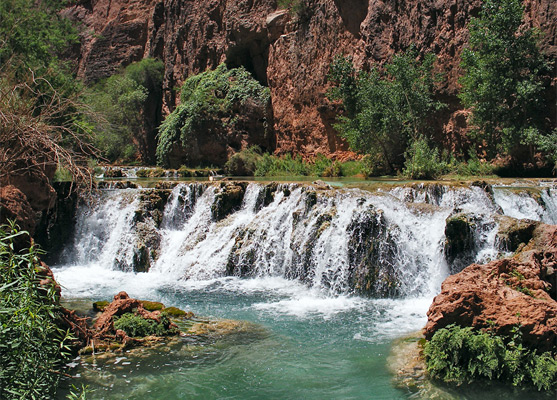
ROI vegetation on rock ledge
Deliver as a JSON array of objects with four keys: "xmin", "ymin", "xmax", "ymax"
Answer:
[{"xmin": 424, "ymin": 324, "xmax": 557, "ymax": 391}]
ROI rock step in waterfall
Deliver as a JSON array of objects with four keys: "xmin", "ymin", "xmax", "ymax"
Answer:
[{"xmin": 60, "ymin": 181, "xmax": 557, "ymax": 298}]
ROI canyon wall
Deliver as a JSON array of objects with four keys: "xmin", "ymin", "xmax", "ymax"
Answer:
[{"xmin": 64, "ymin": 0, "xmax": 557, "ymax": 160}]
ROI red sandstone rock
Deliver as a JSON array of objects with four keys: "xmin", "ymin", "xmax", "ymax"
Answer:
[
  {"xmin": 92, "ymin": 291, "xmax": 176, "ymax": 339},
  {"xmin": 424, "ymin": 224, "xmax": 557, "ymax": 352},
  {"xmin": 0, "ymin": 185, "xmax": 37, "ymax": 235},
  {"xmin": 63, "ymin": 0, "xmax": 556, "ymax": 160}
]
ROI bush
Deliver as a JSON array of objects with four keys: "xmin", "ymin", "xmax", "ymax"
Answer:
[
  {"xmin": 402, "ymin": 137, "xmax": 447, "ymax": 179},
  {"xmin": 224, "ymin": 146, "xmax": 263, "ymax": 176},
  {"xmin": 0, "ymin": 222, "xmax": 75, "ymax": 399},
  {"xmin": 424, "ymin": 324, "xmax": 557, "ymax": 391}
]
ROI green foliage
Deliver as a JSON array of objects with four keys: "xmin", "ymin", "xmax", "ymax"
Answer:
[
  {"xmin": 448, "ymin": 150, "xmax": 495, "ymax": 177},
  {"xmin": 403, "ymin": 137, "xmax": 447, "ymax": 180},
  {"xmin": 0, "ymin": 222, "xmax": 75, "ymax": 399},
  {"xmin": 113, "ymin": 312, "xmax": 177, "ymax": 338},
  {"xmin": 424, "ymin": 324, "xmax": 557, "ymax": 391},
  {"xmin": 253, "ymin": 153, "xmax": 377, "ymax": 177},
  {"xmin": 53, "ymin": 166, "xmax": 73, "ymax": 182},
  {"xmin": 460, "ymin": 0, "xmax": 551, "ymax": 158},
  {"xmin": 85, "ymin": 59, "xmax": 164, "ymax": 162},
  {"xmin": 224, "ymin": 146, "xmax": 263, "ymax": 176},
  {"xmin": 254, "ymin": 153, "xmax": 311, "ymax": 177},
  {"xmin": 0, "ymin": 0, "xmax": 77, "ymax": 82},
  {"xmin": 526, "ymin": 128, "xmax": 557, "ymax": 171},
  {"xmin": 157, "ymin": 64, "xmax": 270, "ymax": 167},
  {"xmin": 328, "ymin": 49, "xmax": 444, "ymax": 172}
]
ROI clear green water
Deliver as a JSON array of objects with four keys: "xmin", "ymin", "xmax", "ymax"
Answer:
[{"xmin": 53, "ymin": 274, "xmax": 552, "ymax": 400}]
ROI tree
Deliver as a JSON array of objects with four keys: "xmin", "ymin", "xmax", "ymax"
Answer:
[
  {"xmin": 328, "ymin": 48, "xmax": 444, "ymax": 172},
  {"xmin": 459, "ymin": 0, "xmax": 551, "ymax": 158},
  {"xmin": 85, "ymin": 59, "xmax": 164, "ymax": 163}
]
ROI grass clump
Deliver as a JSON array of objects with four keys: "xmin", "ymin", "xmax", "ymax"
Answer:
[
  {"xmin": 424, "ymin": 324, "xmax": 557, "ymax": 391},
  {"xmin": 255, "ymin": 153, "xmax": 311, "ymax": 177}
]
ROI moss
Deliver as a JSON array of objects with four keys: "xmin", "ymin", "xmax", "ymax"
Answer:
[
  {"xmin": 140, "ymin": 300, "xmax": 164, "ymax": 311},
  {"xmin": 136, "ymin": 168, "xmax": 149, "ymax": 177},
  {"xmin": 163, "ymin": 307, "xmax": 191, "ymax": 318},
  {"xmin": 93, "ymin": 300, "xmax": 109, "ymax": 312}
]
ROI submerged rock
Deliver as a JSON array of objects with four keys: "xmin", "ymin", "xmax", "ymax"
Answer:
[{"xmin": 425, "ymin": 223, "xmax": 557, "ymax": 353}]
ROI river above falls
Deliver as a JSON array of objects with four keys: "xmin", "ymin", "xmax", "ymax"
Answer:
[{"xmin": 52, "ymin": 180, "xmax": 557, "ymax": 399}]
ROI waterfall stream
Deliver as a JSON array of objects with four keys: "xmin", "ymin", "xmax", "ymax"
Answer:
[{"xmin": 52, "ymin": 181, "xmax": 557, "ymax": 400}]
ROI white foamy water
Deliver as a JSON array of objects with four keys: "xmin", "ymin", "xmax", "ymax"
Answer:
[{"xmin": 53, "ymin": 181, "xmax": 557, "ymax": 330}]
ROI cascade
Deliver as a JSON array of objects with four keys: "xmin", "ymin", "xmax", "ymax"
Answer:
[{"xmin": 57, "ymin": 181, "xmax": 557, "ymax": 299}]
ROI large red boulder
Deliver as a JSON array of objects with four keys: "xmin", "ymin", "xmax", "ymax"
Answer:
[{"xmin": 424, "ymin": 224, "xmax": 557, "ymax": 352}]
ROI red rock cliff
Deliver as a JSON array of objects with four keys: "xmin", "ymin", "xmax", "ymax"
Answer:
[{"xmin": 63, "ymin": 0, "xmax": 557, "ymax": 159}]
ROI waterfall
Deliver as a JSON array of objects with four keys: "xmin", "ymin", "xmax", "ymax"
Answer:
[{"xmin": 58, "ymin": 182, "xmax": 557, "ymax": 299}]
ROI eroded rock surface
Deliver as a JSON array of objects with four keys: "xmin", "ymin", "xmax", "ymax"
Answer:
[
  {"xmin": 425, "ymin": 224, "xmax": 557, "ymax": 352},
  {"xmin": 63, "ymin": 0, "xmax": 557, "ymax": 161}
]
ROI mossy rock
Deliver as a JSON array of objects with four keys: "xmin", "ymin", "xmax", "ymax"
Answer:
[
  {"xmin": 444, "ymin": 213, "xmax": 477, "ymax": 274},
  {"xmin": 495, "ymin": 216, "xmax": 539, "ymax": 252},
  {"xmin": 255, "ymin": 182, "xmax": 278, "ymax": 210},
  {"xmin": 93, "ymin": 300, "xmax": 109, "ymax": 312},
  {"xmin": 140, "ymin": 300, "xmax": 165, "ymax": 311},
  {"xmin": 211, "ymin": 182, "xmax": 247, "ymax": 221},
  {"xmin": 164, "ymin": 307, "xmax": 194, "ymax": 318}
]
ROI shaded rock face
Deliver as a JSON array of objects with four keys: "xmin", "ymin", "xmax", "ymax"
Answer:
[
  {"xmin": 35, "ymin": 182, "xmax": 79, "ymax": 264},
  {"xmin": 347, "ymin": 205, "xmax": 400, "ymax": 297},
  {"xmin": 64, "ymin": 0, "xmax": 556, "ymax": 160},
  {"xmin": 211, "ymin": 182, "xmax": 247, "ymax": 221},
  {"xmin": 424, "ymin": 224, "xmax": 557, "ymax": 353},
  {"xmin": 164, "ymin": 96, "xmax": 273, "ymax": 169}
]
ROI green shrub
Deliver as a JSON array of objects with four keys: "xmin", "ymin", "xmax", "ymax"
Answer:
[
  {"xmin": 447, "ymin": 150, "xmax": 495, "ymax": 177},
  {"xmin": 156, "ymin": 64, "xmax": 270, "ymax": 167},
  {"xmin": 175, "ymin": 166, "xmax": 192, "ymax": 177},
  {"xmin": 224, "ymin": 146, "xmax": 263, "ymax": 176},
  {"xmin": 113, "ymin": 312, "xmax": 177, "ymax": 338},
  {"xmin": 424, "ymin": 324, "xmax": 557, "ymax": 391},
  {"xmin": 322, "ymin": 161, "xmax": 342, "ymax": 177},
  {"xmin": 53, "ymin": 166, "xmax": 73, "ymax": 182},
  {"xmin": 0, "ymin": 222, "xmax": 75, "ymax": 399},
  {"xmin": 402, "ymin": 137, "xmax": 447, "ymax": 179}
]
